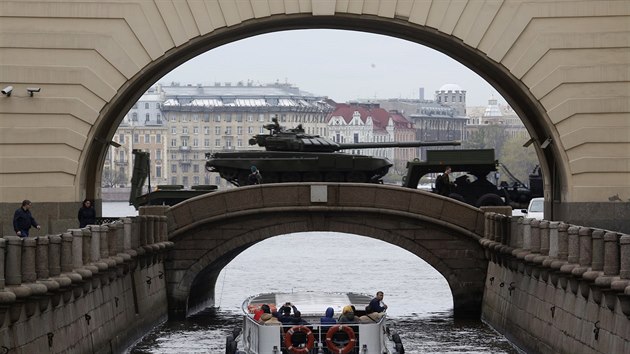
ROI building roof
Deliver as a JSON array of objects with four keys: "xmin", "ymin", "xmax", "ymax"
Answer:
[
  {"xmin": 438, "ymin": 83, "xmax": 464, "ymax": 92},
  {"xmin": 328, "ymin": 103, "xmax": 413, "ymax": 132}
]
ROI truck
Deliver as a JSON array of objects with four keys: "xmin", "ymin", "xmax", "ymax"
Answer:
[{"xmin": 402, "ymin": 148, "xmax": 542, "ymax": 208}]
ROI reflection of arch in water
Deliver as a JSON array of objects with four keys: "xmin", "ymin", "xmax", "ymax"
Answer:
[{"xmin": 166, "ymin": 183, "xmax": 487, "ymax": 319}]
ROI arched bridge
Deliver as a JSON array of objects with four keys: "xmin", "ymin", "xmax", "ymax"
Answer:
[{"xmin": 165, "ymin": 183, "xmax": 487, "ymax": 319}]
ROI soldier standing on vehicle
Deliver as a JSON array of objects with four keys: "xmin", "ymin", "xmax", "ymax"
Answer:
[{"xmin": 435, "ymin": 166, "xmax": 453, "ymax": 196}]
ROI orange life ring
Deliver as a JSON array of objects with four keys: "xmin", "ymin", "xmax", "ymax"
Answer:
[
  {"xmin": 284, "ymin": 325, "xmax": 314, "ymax": 354},
  {"xmin": 326, "ymin": 325, "xmax": 356, "ymax": 354}
]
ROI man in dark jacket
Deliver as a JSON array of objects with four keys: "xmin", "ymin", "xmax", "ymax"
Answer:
[
  {"xmin": 435, "ymin": 166, "xmax": 453, "ymax": 196},
  {"xmin": 13, "ymin": 200, "xmax": 41, "ymax": 237},
  {"xmin": 367, "ymin": 291, "xmax": 388, "ymax": 314}
]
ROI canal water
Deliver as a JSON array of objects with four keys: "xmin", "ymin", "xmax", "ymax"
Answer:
[{"xmin": 103, "ymin": 203, "xmax": 521, "ymax": 353}]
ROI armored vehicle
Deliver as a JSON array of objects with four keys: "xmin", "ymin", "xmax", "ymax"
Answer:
[
  {"xmin": 402, "ymin": 148, "xmax": 542, "ymax": 208},
  {"xmin": 129, "ymin": 150, "xmax": 217, "ymax": 209},
  {"xmin": 205, "ymin": 118, "xmax": 461, "ymax": 186}
]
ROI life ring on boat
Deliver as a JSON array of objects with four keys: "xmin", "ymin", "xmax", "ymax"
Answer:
[
  {"xmin": 284, "ymin": 325, "xmax": 314, "ymax": 354},
  {"xmin": 325, "ymin": 325, "xmax": 356, "ymax": 354}
]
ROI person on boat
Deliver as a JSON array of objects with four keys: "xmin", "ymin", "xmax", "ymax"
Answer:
[
  {"xmin": 366, "ymin": 291, "xmax": 388, "ymax": 314},
  {"xmin": 291, "ymin": 311, "xmax": 309, "ymax": 325},
  {"xmin": 320, "ymin": 307, "xmax": 337, "ymax": 325},
  {"xmin": 359, "ymin": 311, "xmax": 385, "ymax": 323},
  {"xmin": 261, "ymin": 312, "xmax": 281, "ymax": 326},
  {"xmin": 278, "ymin": 302, "xmax": 299, "ymax": 324},
  {"xmin": 338, "ymin": 305, "xmax": 358, "ymax": 323},
  {"xmin": 253, "ymin": 304, "xmax": 271, "ymax": 321}
]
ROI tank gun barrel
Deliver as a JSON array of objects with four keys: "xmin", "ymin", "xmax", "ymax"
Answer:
[{"xmin": 337, "ymin": 140, "xmax": 461, "ymax": 150}]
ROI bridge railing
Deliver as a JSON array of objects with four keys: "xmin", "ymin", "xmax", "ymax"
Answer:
[
  {"xmin": 0, "ymin": 206, "xmax": 172, "ymax": 326},
  {"xmin": 480, "ymin": 212, "xmax": 630, "ymax": 315}
]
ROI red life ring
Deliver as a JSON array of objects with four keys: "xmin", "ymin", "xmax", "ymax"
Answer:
[
  {"xmin": 325, "ymin": 325, "xmax": 356, "ymax": 354},
  {"xmin": 284, "ymin": 325, "xmax": 314, "ymax": 354}
]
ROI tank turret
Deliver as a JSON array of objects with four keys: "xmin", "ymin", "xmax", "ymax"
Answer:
[
  {"xmin": 207, "ymin": 117, "xmax": 461, "ymax": 186},
  {"xmin": 248, "ymin": 117, "xmax": 459, "ymax": 152}
]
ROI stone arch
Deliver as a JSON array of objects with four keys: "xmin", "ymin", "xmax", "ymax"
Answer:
[
  {"xmin": 1, "ymin": 0, "xmax": 627, "ymax": 235},
  {"xmin": 166, "ymin": 183, "xmax": 487, "ymax": 318}
]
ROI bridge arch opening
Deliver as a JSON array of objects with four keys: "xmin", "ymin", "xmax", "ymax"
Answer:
[
  {"xmin": 87, "ymin": 15, "xmax": 561, "ymax": 215},
  {"xmin": 209, "ymin": 232, "xmax": 454, "ymax": 317}
]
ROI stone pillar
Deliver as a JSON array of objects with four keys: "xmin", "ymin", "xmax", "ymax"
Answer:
[
  {"xmin": 572, "ymin": 227, "xmax": 593, "ymax": 277},
  {"xmin": 0, "ymin": 238, "xmax": 17, "ymax": 319},
  {"xmin": 557, "ymin": 223, "xmax": 569, "ymax": 261},
  {"xmin": 548, "ymin": 222, "xmax": 559, "ymax": 258},
  {"xmin": 603, "ymin": 232, "xmax": 620, "ymax": 276},
  {"xmin": 530, "ymin": 219, "xmax": 541, "ymax": 254},
  {"xmin": 510, "ymin": 217, "xmax": 521, "ymax": 248},
  {"xmin": 522, "ymin": 218, "xmax": 532, "ymax": 251},
  {"xmin": 35, "ymin": 236, "xmax": 50, "ymax": 279},
  {"xmin": 583, "ymin": 229, "xmax": 605, "ymax": 282},
  {"xmin": 611, "ymin": 234, "xmax": 630, "ymax": 292},
  {"xmin": 123, "ymin": 217, "xmax": 132, "ymax": 251},
  {"xmin": 146, "ymin": 215, "xmax": 155, "ymax": 245},
  {"xmin": 21, "ymin": 238, "xmax": 48, "ymax": 315},
  {"xmin": 540, "ymin": 221, "xmax": 550, "ymax": 256},
  {"xmin": 0, "ymin": 239, "xmax": 6, "ymax": 289},
  {"xmin": 61, "ymin": 232, "xmax": 83, "ymax": 292},
  {"xmin": 71, "ymin": 229, "xmax": 92, "ymax": 288},
  {"xmin": 100, "ymin": 225, "xmax": 109, "ymax": 259},
  {"xmin": 5, "ymin": 237, "xmax": 23, "ymax": 286},
  {"xmin": 560, "ymin": 226, "xmax": 580, "ymax": 276},
  {"xmin": 48, "ymin": 234, "xmax": 72, "ymax": 301}
]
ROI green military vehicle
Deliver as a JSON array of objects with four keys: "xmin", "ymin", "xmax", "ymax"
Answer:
[
  {"xmin": 402, "ymin": 148, "xmax": 542, "ymax": 208},
  {"xmin": 128, "ymin": 150, "xmax": 217, "ymax": 209},
  {"xmin": 205, "ymin": 117, "xmax": 461, "ymax": 186}
]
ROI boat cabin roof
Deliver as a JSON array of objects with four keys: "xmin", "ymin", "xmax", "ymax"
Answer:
[{"xmin": 244, "ymin": 292, "xmax": 372, "ymax": 317}]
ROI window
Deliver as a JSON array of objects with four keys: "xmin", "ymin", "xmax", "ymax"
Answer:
[
  {"xmin": 156, "ymin": 166, "xmax": 161, "ymax": 178},
  {"xmin": 171, "ymin": 164, "xmax": 177, "ymax": 173},
  {"xmin": 171, "ymin": 115, "xmax": 176, "ymax": 122},
  {"xmin": 118, "ymin": 133, "xmax": 124, "ymax": 143},
  {"xmin": 205, "ymin": 175, "xmax": 210, "ymax": 184},
  {"xmin": 247, "ymin": 115, "xmax": 253, "ymax": 122},
  {"xmin": 259, "ymin": 114, "xmax": 265, "ymax": 122},
  {"xmin": 144, "ymin": 134, "xmax": 150, "ymax": 143},
  {"xmin": 145, "ymin": 113, "xmax": 150, "ymax": 122},
  {"xmin": 226, "ymin": 127, "xmax": 232, "ymax": 135},
  {"xmin": 193, "ymin": 176, "xmax": 199, "ymax": 185},
  {"xmin": 145, "ymin": 103, "xmax": 149, "ymax": 109},
  {"xmin": 133, "ymin": 134, "xmax": 139, "ymax": 143},
  {"xmin": 236, "ymin": 114, "xmax": 243, "ymax": 122},
  {"xmin": 157, "ymin": 113, "xmax": 162, "ymax": 124},
  {"xmin": 170, "ymin": 139, "xmax": 177, "ymax": 147},
  {"xmin": 259, "ymin": 127, "xmax": 265, "ymax": 134},
  {"xmin": 193, "ymin": 114, "xmax": 199, "ymax": 122},
  {"xmin": 182, "ymin": 176, "xmax": 189, "ymax": 187},
  {"xmin": 156, "ymin": 134, "xmax": 161, "ymax": 143},
  {"xmin": 193, "ymin": 152, "xmax": 199, "ymax": 159},
  {"xmin": 204, "ymin": 127, "xmax": 210, "ymax": 135},
  {"xmin": 181, "ymin": 138, "xmax": 188, "ymax": 147},
  {"xmin": 226, "ymin": 140, "xmax": 232, "ymax": 148},
  {"xmin": 237, "ymin": 139, "xmax": 243, "ymax": 147},
  {"xmin": 215, "ymin": 176, "xmax": 221, "ymax": 185},
  {"xmin": 204, "ymin": 139, "xmax": 210, "ymax": 147},
  {"xmin": 248, "ymin": 127, "xmax": 253, "ymax": 134},
  {"xmin": 182, "ymin": 115, "xmax": 188, "ymax": 122},
  {"xmin": 171, "ymin": 176, "xmax": 177, "ymax": 184},
  {"xmin": 182, "ymin": 126, "xmax": 189, "ymax": 134},
  {"xmin": 444, "ymin": 96, "xmax": 448, "ymax": 102},
  {"xmin": 193, "ymin": 164, "xmax": 199, "ymax": 173},
  {"xmin": 193, "ymin": 126, "xmax": 199, "ymax": 134},
  {"xmin": 132, "ymin": 103, "xmax": 138, "ymax": 109},
  {"xmin": 354, "ymin": 133, "xmax": 359, "ymax": 143},
  {"xmin": 156, "ymin": 149, "xmax": 162, "ymax": 160},
  {"xmin": 171, "ymin": 153, "xmax": 176, "ymax": 159},
  {"xmin": 215, "ymin": 114, "xmax": 221, "ymax": 122},
  {"xmin": 181, "ymin": 164, "xmax": 189, "ymax": 173},
  {"xmin": 171, "ymin": 127, "xmax": 177, "ymax": 134},
  {"xmin": 119, "ymin": 150, "xmax": 125, "ymax": 162},
  {"xmin": 193, "ymin": 138, "xmax": 199, "ymax": 147},
  {"xmin": 225, "ymin": 114, "xmax": 232, "ymax": 123},
  {"xmin": 237, "ymin": 126, "xmax": 243, "ymax": 135},
  {"xmin": 132, "ymin": 112, "xmax": 138, "ymax": 121},
  {"xmin": 215, "ymin": 139, "xmax": 221, "ymax": 147},
  {"xmin": 215, "ymin": 126, "xmax": 221, "ymax": 135},
  {"xmin": 203, "ymin": 114, "xmax": 210, "ymax": 122}
]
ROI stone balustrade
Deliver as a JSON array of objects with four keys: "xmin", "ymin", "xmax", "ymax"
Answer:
[
  {"xmin": 480, "ymin": 212, "xmax": 630, "ymax": 314},
  {"xmin": 0, "ymin": 208, "xmax": 172, "ymax": 327}
]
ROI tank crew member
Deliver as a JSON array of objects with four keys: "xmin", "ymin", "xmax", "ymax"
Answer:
[
  {"xmin": 13, "ymin": 199, "xmax": 41, "ymax": 237},
  {"xmin": 435, "ymin": 166, "xmax": 454, "ymax": 196},
  {"xmin": 248, "ymin": 165, "xmax": 263, "ymax": 185}
]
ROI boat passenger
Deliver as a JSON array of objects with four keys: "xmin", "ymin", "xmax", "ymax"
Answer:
[
  {"xmin": 366, "ymin": 291, "xmax": 388, "ymax": 314},
  {"xmin": 278, "ymin": 303, "xmax": 299, "ymax": 324},
  {"xmin": 359, "ymin": 311, "xmax": 384, "ymax": 323},
  {"xmin": 320, "ymin": 307, "xmax": 337, "ymax": 325},
  {"xmin": 290, "ymin": 311, "xmax": 309, "ymax": 325},
  {"xmin": 261, "ymin": 313, "xmax": 282, "ymax": 326},
  {"xmin": 253, "ymin": 304, "xmax": 271, "ymax": 321},
  {"xmin": 338, "ymin": 305, "xmax": 358, "ymax": 323}
]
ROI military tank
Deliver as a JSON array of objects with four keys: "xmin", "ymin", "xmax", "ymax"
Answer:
[{"xmin": 205, "ymin": 118, "xmax": 461, "ymax": 186}]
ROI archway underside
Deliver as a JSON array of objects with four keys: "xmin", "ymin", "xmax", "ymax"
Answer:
[{"xmin": 166, "ymin": 209, "xmax": 487, "ymax": 319}]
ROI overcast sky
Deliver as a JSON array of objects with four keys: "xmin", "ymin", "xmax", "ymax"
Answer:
[{"xmin": 159, "ymin": 29, "xmax": 502, "ymax": 107}]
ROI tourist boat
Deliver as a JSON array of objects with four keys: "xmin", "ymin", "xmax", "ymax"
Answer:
[{"xmin": 225, "ymin": 291, "xmax": 405, "ymax": 354}]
